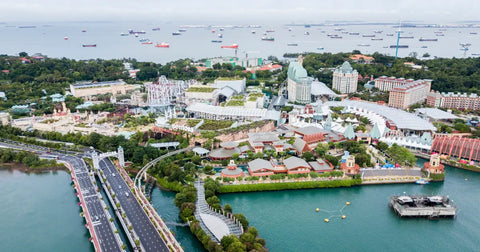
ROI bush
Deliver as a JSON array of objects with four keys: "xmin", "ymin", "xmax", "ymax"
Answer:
[{"xmin": 218, "ymin": 179, "xmax": 362, "ymax": 193}]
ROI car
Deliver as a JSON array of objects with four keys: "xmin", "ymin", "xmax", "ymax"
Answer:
[
  {"xmin": 125, "ymin": 192, "xmax": 129, "ymax": 197},
  {"xmin": 112, "ymin": 173, "xmax": 115, "ymax": 177},
  {"xmin": 118, "ymin": 185, "xmax": 122, "ymax": 189}
]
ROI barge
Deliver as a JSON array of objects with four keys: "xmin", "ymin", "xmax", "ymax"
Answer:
[{"xmin": 390, "ymin": 195, "xmax": 456, "ymax": 218}]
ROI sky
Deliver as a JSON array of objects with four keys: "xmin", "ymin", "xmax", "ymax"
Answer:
[{"xmin": 0, "ymin": 0, "xmax": 479, "ymax": 24}]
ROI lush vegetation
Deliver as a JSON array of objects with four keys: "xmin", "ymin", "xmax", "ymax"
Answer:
[
  {"xmin": 218, "ymin": 179, "xmax": 362, "ymax": 193},
  {"xmin": 385, "ymin": 144, "xmax": 417, "ymax": 166},
  {"xmin": 0, "ymin": 149, "xmax": 62, "ymax": 169},
  {"xmin": 187, "ymin": 86, "xmax": 216, "ymax": 93},
  {"xmin": 225, "ymin": 100, "xmax": 245, "ymax": 106},
  {"xmin": 198, "ymin": 119, "xmax": 234, "ymax": 130}
]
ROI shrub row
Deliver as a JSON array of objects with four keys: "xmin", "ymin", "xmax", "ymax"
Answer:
[{"xmin": 217, "ymin": 179, "xmax": 362, "ymax": 193}]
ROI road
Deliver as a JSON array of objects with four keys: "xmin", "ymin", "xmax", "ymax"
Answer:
[
  {"xmin": 0, "ymin": 141, "xmax": 122, "ymax": 252},
  {"xmin": 98, "ymin": 158, "xmax": 169, "ymax": 252}
]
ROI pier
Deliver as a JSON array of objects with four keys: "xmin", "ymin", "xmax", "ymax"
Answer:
[{"xmin": 390, "ymin": 195, "xmax": 456, "ymax": 218}]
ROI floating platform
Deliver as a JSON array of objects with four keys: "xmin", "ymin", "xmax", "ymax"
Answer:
[{"xmin": 389, "ymin": 195, "xmax": 456, "ymax": 218}]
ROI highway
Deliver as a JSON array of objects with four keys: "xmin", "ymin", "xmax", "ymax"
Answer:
[
  {"xmin": 0, "ymin": 141, "xmax": 122, "ymax": 252},
  {"xmin": 98, "ymin": 158, "xmax": 169, "ymax": 252}
]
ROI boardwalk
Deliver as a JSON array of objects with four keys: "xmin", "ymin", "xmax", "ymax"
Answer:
[{"xmin": 194, "ymin": 181, "xmax": 243, "ymax": 243}]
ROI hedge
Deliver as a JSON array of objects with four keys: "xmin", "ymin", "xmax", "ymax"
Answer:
[{"xmin": 217, "ymin": 179, "xmax": 362, "ymax": 193}]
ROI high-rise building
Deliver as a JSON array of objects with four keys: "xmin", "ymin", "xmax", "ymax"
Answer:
[
  {"xmin": 332, "ymin": 61, "xmax": 358, "ymax": 94},
  {"xmin": 388, "ymin": 81, "xmax": 431, "ymax": 109},
  {"xmin": 374, "ymin": 76, "xmax": 432, "ymax": 92},
  {"xmin": 287, "ymin": 56, "xmax": 312, "ymax": 104},
  {"xmin": 426, "ymin": 91, "xmax": 480, "ymax": 110}
]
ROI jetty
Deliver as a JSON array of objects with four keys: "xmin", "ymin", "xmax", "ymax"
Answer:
[{"xmin": 389, "ymin": 195, "xmax": 456, "ymax": 218}]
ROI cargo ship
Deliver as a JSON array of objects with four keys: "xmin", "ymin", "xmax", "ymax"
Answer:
[
  {"xmin": 304, "ymin": 31, "xmax": 310, "ymax": 35},
  {"xmin": 349, "ymin": 32, "xmax": 360, "ymax": 35},
  {"xmin": 390, "ymin": 45, "xmax": 409, "ymax": 48},
  {"xmin": 357, "ymin": 44, "xmax": 370, "ymax": 47},
  {"xmin": 400, "ymin": 36, "xmax": 414, "ymax": 39},
  {"xmin": 330, "ymin": 35, "xmax": 342, "ymax": 39},
  {"xmin": 172, "ymin": 32, "xmax": 181, "ymax": 36},
  {"xmin": 221, "ymin": 44, "xmax": 239, "ymax": 49},
  {"xmin": 152, "ymin": 27, "xmax": 161, "ymax": 31},
  {"xmin": 142, "ymin": 41, "xmax": 153, "ymax": 45},
  {"xmin": 154, "ymin": 42, "xmax": 169, "ymax": 48},
  {"xmin": 419, "ymin": 38, "xmax": 438, "ymax": 41},
  {"xmin": 18, "ymin": 25, "xmax": 36, "ymax": 28},
  {"xmin": 82, "ymin": 44, "xmax": 96, "ymax": 47},
  {"xmin": 178, "ymin": 29, "xmax": 187, "ymax": 32},
  {"xmin": 287, "ymin": 43, "xmax": 298, "ymax": 46},
  {"xmin": 390, "ymin": 195, "xmax": 456, "ymax": 218},
  {"xmin": 371, "ymin": 38, "xmax": 383, "ymax": 41},
  {"xmin": 362, "ymin": 34, "xmax": 375, "ymax": 37},
  {"xmin": 129, "ymin": 29, "xmax": 146, "ymax": 34},
  {"xmin": 120, "ymin": 33, "xmax": 129, "ymax": 36},
  {"xmin": 211, "ymin": 40, "xmax": 222, "ymax": 43},
  {"xmin": 261, "ymin": 37, "xmax": 274, "ymax": 41}
]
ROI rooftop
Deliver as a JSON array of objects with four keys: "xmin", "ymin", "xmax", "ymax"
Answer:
[
  {"xmin": 72, "ymin": 80, "xmax": 126, "ymax": 89},
  {"xmin": 248, "ymin": 132, "xmax": 280, "ymax": 143},
  {"xmin": 295, "ymin": 125, "xmax": 323, "ymax": 136},
  {"xmin": 311, "ymin": 81, "xmax": 337, "ymax": 97},
  {"xmin": 415, "ymin": 108, "xmax": 459, "ymax": 121},
  {"xmin": 248, "ymin": 158, "xmax": 274, "ymax": 172},
  {"xmin": 284, "ymin": 156, "xmax": 310, "ymax": 170}
]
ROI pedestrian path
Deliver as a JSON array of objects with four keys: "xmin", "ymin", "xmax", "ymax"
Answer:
[{"xmin": 194, "ymin": 181, "xmax": 243, "ymax": 243}]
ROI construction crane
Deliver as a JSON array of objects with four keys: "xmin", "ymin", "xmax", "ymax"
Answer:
[{"xmin": 460, "ymin": 43, "xmax": 471, "ymax": 57}]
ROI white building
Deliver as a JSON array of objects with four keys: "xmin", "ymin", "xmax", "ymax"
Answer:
[
  {"xmin": 287, "ymin": 57, "xmax": 312, "ymax": 104},
  {"xmin": 332, "ymin": 61, "xmax": 358, "ymax": 94}
]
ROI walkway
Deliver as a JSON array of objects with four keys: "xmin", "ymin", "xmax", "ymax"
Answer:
[{"xmin": 194, "ymin": 181, "xmax": 243, "ymax": 243}]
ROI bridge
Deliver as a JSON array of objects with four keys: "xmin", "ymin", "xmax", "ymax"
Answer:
[{"xmin": 0, "ymin": 141, "xmax": 124, "ymax": 252}]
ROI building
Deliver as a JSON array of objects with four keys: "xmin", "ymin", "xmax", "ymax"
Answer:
[
  {"xmin": 332, "ymin": 61, "xmax": 358, "ymax": 94},
  {"xmin": 283, "ymin": 156, "xmax": 312, "ymax": 174},
  {"xmin": 70, "ymin": 80, "xmax": 136, "ymax": 98},
  {"xmin": 0, "ymin": 112, "xmax": 9, "ymax": 125},
  {"xmin": 426, "ymin": 91, "xmax": 480, "ymax": 111},
  {"xmin": 340, "ymin": 155, "xmax": 360, "ymax": 175},
  {"xmin": 287, "ymin": 56, "xmax": 313, "ymax": 104},
  {"xmin": 0, "ymin": 92, "xmax": 6, "ymax": 101},
  {"xmin": 308, "ymin": 159, "xmax": 334, "ymax": 173},
  {"xmin": 311, "ymin": 80, "xmax": 337, "ymax": 102},
  {"xmin": 248, "ymin": 132, "xmax": 281, "ymax": 153},
  {"xmin": 374, "ymin": 76, "xmax": 432, "ymax": 92},
  {"xmin": 209, "ymin": 142, "xmax": 248, "ymax": 161},
  {"xmin": 205, "ymin": 57, "xmax": 263, "ymax": 68},
  {"xmin": 349, "ymin": 54, "xmax": 374, "ymax": 64},
  {"xmin": 221, "ymin": 160, "xmax": 244, "ymax": 178},
  {"xmin": 248, "ymin": 158, "xmax": 276, "ymax": 176},
  {"xmin": 423, "ymin": 154, "xmax": 444, "ymax": 174},
  {"xmin": 431, "ymin": 136, "xmax": 480, "ymax": 162},
  {"xmin": 186, "ymin": 103, "xmax": 281, "ymax": 122},
  {"xmin": 294, "ymin": 126, "xmax": 325, "ymax": 145},
  {"xmin": 388, "ymin": 80, "xmax": 431, "ymax": 109},
  {"xmin": 414, "ymin": 108, "xmax": 459, "ymax": 123},
  {"xmin": 50, "ymin": 93, "xmax": 65, "ymax": 103}
]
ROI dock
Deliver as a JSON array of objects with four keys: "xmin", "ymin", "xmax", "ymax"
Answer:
[{"xmin": 389, "ymin": 195, "xmax": 456, "ymax": 218}]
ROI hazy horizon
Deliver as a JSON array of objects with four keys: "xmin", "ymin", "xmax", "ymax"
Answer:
[{"xmin": 1, "ymin": 0, "xmax": 479, "ymax": 24}]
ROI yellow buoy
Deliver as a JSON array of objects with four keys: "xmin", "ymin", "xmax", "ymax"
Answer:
[
  {"xmin": 324, "ymin": 219, "xmax": 329, "ymax": 223},
  {"xmin": 316, "ymin": 208, "xmax": 319, "ymax": 212},
  {"xmin": 341, "ymin": 215, "xmax": 346, "ymax": 219},
  {"xmin": 465, "ymin": 178, "xmax": 468, "ymax": 181},
  {"xmin": 346, "ymin": 202, "xmax": 350, "ymax": 205}
]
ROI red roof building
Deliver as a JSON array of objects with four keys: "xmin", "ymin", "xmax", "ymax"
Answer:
[
  {"xmin": 340, "ymin": 155, "xmax": 360, "ymax": 175},
  {"xmin": 431, "ymin": 135, "xmax": 480, "ymax": 162}
]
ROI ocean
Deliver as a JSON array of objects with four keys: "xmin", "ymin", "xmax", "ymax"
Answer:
[{"xmin": 1, "ymin": 21, "xmax": 479, "ymax": 64}]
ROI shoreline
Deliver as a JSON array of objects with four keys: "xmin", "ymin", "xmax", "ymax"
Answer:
[{"xmin": 0, "ymin": 162, "xmax": 67, "ymax": 173}]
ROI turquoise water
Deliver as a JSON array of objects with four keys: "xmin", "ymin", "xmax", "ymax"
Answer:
[
  {"xmin": 150, "ymin": 188, "xmax": 205, "ymax": 251},
  {"xmin": 220, "ymin": 162, "xmax": 480, "ymax": 252},
  {"xmin": 0, "ymin": 169, "xmax": 93, "ymax": 252}
]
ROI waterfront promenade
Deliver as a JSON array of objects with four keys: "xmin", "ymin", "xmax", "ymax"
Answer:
[{"xmin": 194, "ymin": 181, "xmax": 243, "ymax": 242}]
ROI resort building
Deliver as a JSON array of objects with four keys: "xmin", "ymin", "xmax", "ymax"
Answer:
[
  {"xmin": 426, "ymin": 91, "xmax": 480, "ymax": 111},
  {"xmin": 423, "ymin": 154, "xmax": 444, "ymax": 174},
  {"xmin": 220, "ymin": 160, "xmax": 244, "ymax": 178},
  {"xmin": 374, "ymin": 76, "xmax": 432, "ymax": 92},
  {"xmin": 332, "ymin": 61, "xmax": 358, "ymax": 94},
  {"xmin": 283, "ymin": 156, "xmax": 312, "ymax": 174},
  {"xmin": 0, "ymin": 112, "xmax": 9, "ymax": 125},
  {"xmin": 349, "ymin": 54, "xmax": 375, "ymax": 64},
  {"xmin": 70, "ymin": 80, "xmax": 136, "ymax": 98},
  {"xmin": 414, "ymin": 108, "xmax": 459, "ymax": 123},
  {"xmin": 287, "ymin": 56, "xmax": 313, "ymax": 104},
  {"xmin": 340, "ymin": 155, "xmax": 360, "ymax": 175},
  {"xmin": 248, "ymin": 132, "xmax": 281, "ymax": 153},
  {"xmin": 186, "ymin": 103, "xmax": 281, "ymax": 122},
  {"xmin": 388, "ymin": 80, "xmax": 431, "ymax": 109},
  {"xmin": 247, "ymin": 158, "xmax": 276, "ymax": 176},
  {"xmin": 294, "ymin": 126, "xmax": 325, "ymax": 145},
  {"xmin": 308, "ymin": 159, "xmax": 334, "ymax": 173},
  {"xmin": 311, "ymin": 80, "xmax": 338, "ymax": 102},
  {"xmin": 430, "ymin": 136, "xmax": 480, "ymax": 162},
  {"xmin": 209, "ymin": 142, "xmax": 250, "ymax": 161}
]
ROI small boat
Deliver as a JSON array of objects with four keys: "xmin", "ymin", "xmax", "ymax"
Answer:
[
  {"xmin": 304, "ymin": 31, "xmax": 310, "ymax": 35},
  {"xmin": 82, "ymin": 29, "xmax": 87, "ymax": 32},
  {"xmin": 134, "ymin": 34, "xmax": 139, "ymax": 37},
  {"xmin": 330, "ymin": 35, "xmax": 342, "ymax": 39},
  {"xmin": 128, "ymin": 29, "xmax": 145, "ymax": 34},
  {"xmin": 349, "ymin": 32, "xmax": 360, "ymax": 35},
  {"xmin": 142, "ymin": 41, "xmax": 153, "ymax": 45},
  {"xmin": 251, "ymin": 30, "xmax": 256, "ymax": 34},
  {"xmin": 178, "ymin": 29, "xmax": 187, "ymax": 32},
  {"xmin": 139, "ymin": 38, "xmax": 149, "ymax": 42},
  {"xmin": 217, "ymin": 34, "xmax": 223, "ymax": 38},
  {"xmin": 421, "ymin": 46, "xmax": 428, "ymax": 48},
  {"xmin": 288, "ymin": 28, "xmax": 292, "ymax": 31},
  {"xmin": 470, "ymin": 32, "xmax": 478, "ymax": 35},
  {"xmin": 261, "ymin": 37, "xmax": 274, "ymax": 41},
  {"xmin": 221, "ymin": 44, "xmax": 239, "ymax": 49},
  {"xmin": 400, "ymin": 36, "xmax": 414, "ymax": 39},
  {"xmin": 219, "ymin": 28, "xmax": 224, "ymax": 31},
  {"xmin": 362, "ymin": 34, "xmax": 375, "ymax": 37},
  {"xmin": 374, "ymin": 30, "xmax": 383, "ymax": 33},
  {"xmin": 357, "ymin": 44, "xmax": 370, "ymax": 47},
  {"xmin": 471, "ymin": 53, "xmax": 480, "ymax": 56},
  {"xmin": 64, "ymin": 37, "xmax": 68, "ymax": 40},
  {"xmin": 152, "ymin": 27, "xmax": 161, "ymax": 31},
  {"xmin": 435, "ymin": 34, "xmax": 445, "ymax": 36},
  {"xmin": 287, "ymin": 43, "xmax": 298, "ymax": 46},
  {"xmin": 212, "ymin": 29, "xmax": 215, "ymax": 33},
  {"xmin": 120, "ymin": 33, "xmax": 129, "ymax": 36},
  {"xmin": 386, "ymin": 34, "xmax": 394, "ymax": 36},
  {"xmin": 415, "ymin": 179, "xmax": 429, "ymax": 185},
  {"xmin": 211, "ymin": 40, "xmax": 222, "ymax": 43},
  {"xmin": 460, "ymin": 43, "xmax": 471, "ymax": 47},
  {"xmin": 82, "ymin": 44, "xmax": 96, "ymax": 47},
  {"xmin": 154, "ymin": 42, "xmax": 169, "ymax": 48},
  {"xmin": 265, "ymin": 30, "xmax": 275, "ymax": 33},
  {"xmin": 18, "ymin": 25, "xmax": 36, "ymax": 28},
  {"xmin": 371, "ymin": 38, "xmax": 383, "ymax": 41},
  {"xmin": 172, "ymin": 32, "xmax": 181, "ymax": 36},
  {"xmin": 317, "ymin": 47, "xmax": 324, "ymax": 50}
]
